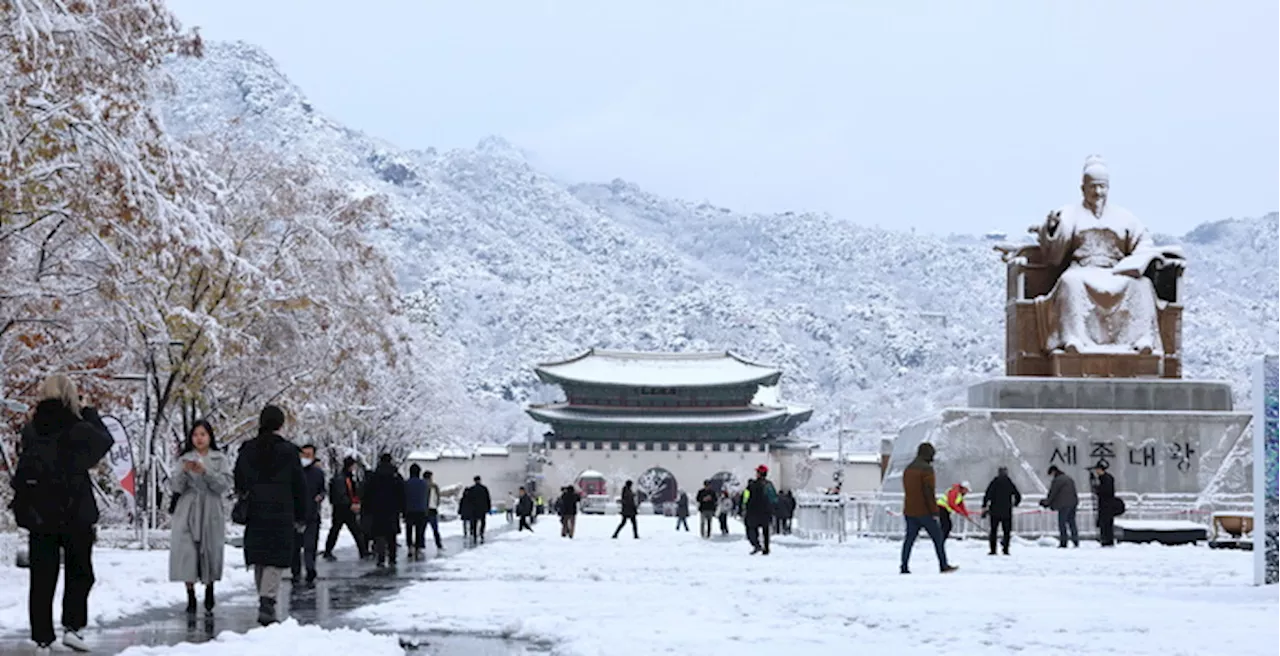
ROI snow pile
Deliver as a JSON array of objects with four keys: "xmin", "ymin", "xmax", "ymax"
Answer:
[
  {"xmin": 116, "ymin": 619, "xmax": 403, "ymax": 656},
  {"xmin": 0, "ymin": 544, "xmax": 253, "ymax": 635},
  {"xmin": 349, "ymin": 515, "xmax": 1276, "ymax": 656}
]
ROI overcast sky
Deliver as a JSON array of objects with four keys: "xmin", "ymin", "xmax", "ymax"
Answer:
[{"xmin": 167, "ymin": 0, "xmax": 1277, "ymax": 236}]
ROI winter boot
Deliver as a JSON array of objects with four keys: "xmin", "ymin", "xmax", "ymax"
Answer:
[
  {"xmin": 186, "ymin": 587, "xmax": 198, "ymax": 614},
  {"xmin": 257, "ymin": 597, "xmax": 277, "ymax": 626},
  {"xmin": 940, "ymin": 565, "xmax": 960, "ymax": 574},
  {"xmin": 204, "ymin": 584, "xmax": 216, "ymax": 613}
]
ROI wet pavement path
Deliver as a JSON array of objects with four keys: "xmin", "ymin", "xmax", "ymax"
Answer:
[{"xmin": 0, "ymin": 527, "xmax": 545, "ymax": 655}]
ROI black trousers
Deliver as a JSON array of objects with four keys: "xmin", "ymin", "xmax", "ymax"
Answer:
[
  {"xmin": 718, "ymin": 513, "xmax": 729, "ymax": 534},
  {"xmin": 404, "ymin": 511, "xmax": 427, "ymax": 550},
  {"xmin": 466, "ymin": 515, "xmax": 487, "ymax": 542},
  {"xmin": 745, "ymin": 517, "xmax": 771, "ymax": 552},
  {"xmin": 518, "ymin": 515, "xmax": 533, "ymax": 531},
  {"xmin": 292, "ymin": 518, "xmax": 320, "ymax": 577},
  {"xmin": 938, "ymin": 509, "xmax": 953, "ymax": 540},
  {"xmin": 613, "ymin": 515, "xmax": 638, "ymax": 538},
  {"xmin": 29, "ymin": 530, "xmax": 95, "ymax": 645},
  {"xmin": 325, "ymin": 507, "xmax": 367, "ymax": 557},
  {"xmin": 374, "ymin": 534, "xmax": 399, "ymax": 564},
  {"xmin": 1098, "ymin": 509, "xmax": 1116, "ymax": 546},
  {"xmin": 988, "ymin": 512, "xmax": 1012, "ymax": 553}
]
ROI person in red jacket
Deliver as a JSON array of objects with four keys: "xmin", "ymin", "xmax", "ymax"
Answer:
[{"xmin": 936, "ymin": 481, "xmax": 971, "ymax": 540}]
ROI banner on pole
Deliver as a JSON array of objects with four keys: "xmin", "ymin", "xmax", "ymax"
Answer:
[
  {"xmin": 100, "ymin": 415, "xmax": 137, "ymax": 503},
  {"xmin": 1254, "ymin": 355, "xmax": 1278, "ymax": 586}
]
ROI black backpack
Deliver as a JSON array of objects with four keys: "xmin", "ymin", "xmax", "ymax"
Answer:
[{"xmin": 8, "ymin": 430, "xmax": 74, "ymax": 532}]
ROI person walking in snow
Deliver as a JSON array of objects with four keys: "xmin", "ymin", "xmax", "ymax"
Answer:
[
  {"xmin": 460, "ymin": 475, "xmax": 493, "ymax": 545},
  {"xmin": 12, "ymin": 374, "xmax": 113, "ymax": 653},
  {"xmin": 362, "ymin": 453, "xmax": 406, "ymax": 568},
  {"xmin": 742, "ymin": 465, "xmax": 778, "ymax": 555},
  {"xmin": 292, "ymin": 444, "xmax": 326, "ymax": 583},
  {"xmin": 323, "ymin": 456, "xmax": 368, "ymax": 561},
  {"xmin": 675, "ymin": 491, "xmax": 691, "ymax": 531},
  {"xmin": 936, "ymin": 481, "xmax": 972, "ymax": 540},
  {"xmin": 170, "ymin": 420, "xmax": 233, "ymax": 614},
  {"xmin": 716, "ymin": 490, "xmax": 733, "ymax": 535},
  {"xmin": 900, "ymin": 442, "xmax": 957, "ymax": 575},
  {"xmin": 1040, "ymin": 465, "xmax": 1080, "ymax": 548},
  {"xmin": 422, "ymin": 470, "xmax": 446, "ymax": 551},
  {"xmin": 612, "ymin": 480, "xmax": 639, "ymax": 539},
  {"xmin": 403, "ymin": 464, "xmax": 429, "ymax": 561},
  {"xmin": 234, "ymin": 405, "xmax": 308, "ymax": 626},
  {"xmin": 981, "ymin": 466, "xmax": 1021, "ymax": 556},
  {"xmin": 1092, "ymin": 464, "xmax": 1119, "ymax": 547},
  {"xmin": 558, "ymin": 485, "xmax": 582, "ymax": 538},
  {"xmin": 696, "ymin": 481, "xmax": 718, "ymax": 538},
  {"xmin": 516, "ymin": 486, "xmax": 535, "ymax": 532}
]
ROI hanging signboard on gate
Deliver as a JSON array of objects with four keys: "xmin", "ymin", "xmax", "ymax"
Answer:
[{"xmin": 1254, "ymin": 355, "xmax": 1278, "ymax": 586}]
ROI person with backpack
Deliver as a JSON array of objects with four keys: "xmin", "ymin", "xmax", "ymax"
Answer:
[
  {"xmin": 233, "ymin": 405, "xmax": 308, "ymax": 626},
  {"xmin": 169, "ymin": 420, "xmax": 233, "ymax": 615},
  {"xmin": 10, "ymin": 374, "xmax": 112, "ymax": 654},
  {"xmin": 742, "ymin": 465, "xmax": 778, "ymax": 555}
]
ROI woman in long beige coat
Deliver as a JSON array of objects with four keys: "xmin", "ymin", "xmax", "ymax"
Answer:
[{"xmin": 169, "ymin": 420, "xmax": 233, "ymax": 614}]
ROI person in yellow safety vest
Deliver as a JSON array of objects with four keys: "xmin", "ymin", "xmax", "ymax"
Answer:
[{"xmin": 936, "ymin": 481, "xmax": 971, "ymax": 540}]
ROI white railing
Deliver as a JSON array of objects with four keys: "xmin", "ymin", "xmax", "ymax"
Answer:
[{"xmin": 793, "ymin": 491, "xmax": 1253, "ymax": 541}]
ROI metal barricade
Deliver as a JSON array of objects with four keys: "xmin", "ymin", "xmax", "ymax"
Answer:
[{"xmin": 794, "ymin": 492, "xmax": 1253, "ymax": 541}]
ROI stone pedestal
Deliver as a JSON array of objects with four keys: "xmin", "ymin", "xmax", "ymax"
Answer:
[{"xmin": 883, "ymin": 377, "xmax": 1252, "ymax": 501}]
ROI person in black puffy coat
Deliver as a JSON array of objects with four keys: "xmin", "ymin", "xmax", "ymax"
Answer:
[
  {"xmin": 233, "ymin": 405, "xmax": 307, "ymax": 626},
  {"xmin": 361, "ymin": 453, "xmax": 406, "ymax": 567}
]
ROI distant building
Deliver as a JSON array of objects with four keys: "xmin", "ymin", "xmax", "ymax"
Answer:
[{"xmin": 405, "ymin": 349, "xmax": 883, "ymax": 505}]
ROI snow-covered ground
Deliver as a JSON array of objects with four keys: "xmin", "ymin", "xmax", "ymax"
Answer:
[
  {"xmin": 117, "ymin": 619, "xmax": 404, "ymax": 656},
  {"xmin": 0, "ymin": 539, "xmax": 255, "ymax": 636},
  {"xmin": 350, "ymin": 515, "xmax": 1278, "ymax": 656}
]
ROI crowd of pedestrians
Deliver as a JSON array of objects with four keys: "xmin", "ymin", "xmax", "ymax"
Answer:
[{"xmin": 5, "ymin": 370, "xmax": 1128, "ymax": 653}]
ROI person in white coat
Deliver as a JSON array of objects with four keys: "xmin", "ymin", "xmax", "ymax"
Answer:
[{"xmin": 169, "ymin": 420, "xmax": 233, "ymax": 615}]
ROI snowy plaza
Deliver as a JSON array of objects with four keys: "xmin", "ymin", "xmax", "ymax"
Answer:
[{"xmin": 351, "ymin": 515, "xmax": 1276, "ymax": 656}]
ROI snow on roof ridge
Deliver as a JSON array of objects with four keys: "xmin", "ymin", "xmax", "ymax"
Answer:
[
  {"xmin": 534, "ymin": 348, "xmax": 784, "ymax": 388},
  {"xmin": 539, "ymin": 348, "xmax": 779, "ymax": 368}
]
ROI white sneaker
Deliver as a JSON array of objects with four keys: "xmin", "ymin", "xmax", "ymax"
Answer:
[
  {"xmin": 34, "ymin": 645, "xmax": 51, "ymax": 656},
  {"xmin": 62, "ymin": 629, "xmax": 91, "ymax": 652}
]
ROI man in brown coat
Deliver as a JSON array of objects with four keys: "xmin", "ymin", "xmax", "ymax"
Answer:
[{"xmin": 900, "ymin": 442, "xmax": 958, "ymax": 574}]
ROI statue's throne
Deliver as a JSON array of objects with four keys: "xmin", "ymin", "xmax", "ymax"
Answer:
[{"xmin": 996, "ymin": 243, "xmax": 1184, "ymax": 378}]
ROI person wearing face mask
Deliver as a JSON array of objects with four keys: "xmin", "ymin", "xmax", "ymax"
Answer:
[{"xmin": 291, "ymin": 444, "xmax": 327, "ymax": 584}]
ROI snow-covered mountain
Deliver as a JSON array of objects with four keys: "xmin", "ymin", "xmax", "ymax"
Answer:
[{"xmin": 159, "ymin": 42, "xmax": 1280, "ymax": 451}]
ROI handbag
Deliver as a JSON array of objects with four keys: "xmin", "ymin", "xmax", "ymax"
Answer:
[
  {"xmin": 231, "ymin": 490, "xmax": 251, "ymax": 525},
  {"xmin": 231, "ymin": 453, "xmax": 261, "ymax": 526}
]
